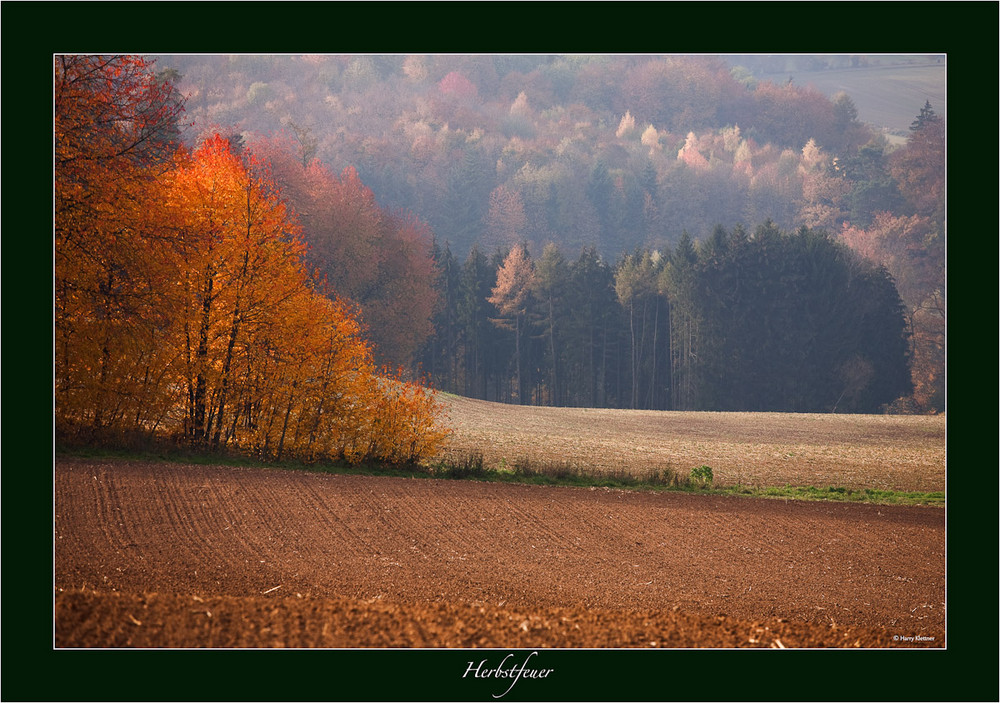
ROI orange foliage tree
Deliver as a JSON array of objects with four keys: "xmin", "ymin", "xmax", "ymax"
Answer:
[
  {"xmin": 55, "ymin": 55, "xmax": 448, "ymax": 464},
  {"xmin": 55, "ymin": 55, "xmax": 187, "ymax": 439},
  {"xmin": 166, "ymin": 135, "xmax": 313, "ymax": 448},
  {"xmin": 872, "ymin": 103, "xmax": 944, "ymax": 411}
]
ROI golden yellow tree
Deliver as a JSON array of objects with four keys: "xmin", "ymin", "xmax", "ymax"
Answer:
[
  {"xmin": 488, "ymin": 244, "xmax": 535, "ymax": 404},
  {"xmin": 56, "ymin": 55, "xmax": 449, "ymax": 464},
  {"xmin": 167, "ymin": 134, "xmax": 449, "ymax": 462},
  {"xmin": 55, "ymin": 55, "xmax": 186, "ymax": 441}
]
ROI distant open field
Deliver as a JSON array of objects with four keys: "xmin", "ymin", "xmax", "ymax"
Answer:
[
  {"xmin": 767, "ymin": 62, "xmax": 946, "ymax": 135},
  {"xmin": 437, "ymin": 395, "xmax": 946, "ymax": 494}
]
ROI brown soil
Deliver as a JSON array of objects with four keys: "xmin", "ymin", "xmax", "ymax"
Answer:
[{"xmin": 55, "ymin": 457, "xmax": 945, "ymax": 648}]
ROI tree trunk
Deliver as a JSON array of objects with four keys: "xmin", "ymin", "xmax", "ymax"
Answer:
[
  {"xmin": 547, "ymin": 295, "xmax": 558, "ymax": 405},
  {"xmin": 514, "ymin": 312, "xmax": 522, "ymax": 404},
  {"xmin": 276, "ymin": 389, "xmax": 295, "ymax": 462},
  {"xmin": 211, "ymin": 306, "xmax": 240, "ymax": 449},
  {"xmin": 648, "ymin": 297, "xmax": 659, "ymax": 409},
  {"xmin": 629, "ymin": 300, "xmax": 637, "ymax": 409},
  {"xmin": 191, "ymin": 267, "xmax": 214, "ymax": 443}
]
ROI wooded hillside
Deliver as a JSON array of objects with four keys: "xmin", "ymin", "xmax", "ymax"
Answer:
[{"xmin": 86, "ymin": 54, "xmax": 946, "ymax": 413}]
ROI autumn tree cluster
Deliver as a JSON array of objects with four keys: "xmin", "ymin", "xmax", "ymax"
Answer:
[
  {"xmin": 54, "ymin": 55, "xmax": 448, "ymax": 463},
  {"xmin": 247, "ymin": 135, "xmax": 438, "ymax": 370},
  {"xmin": 421, "ymin": 224, "xmax": 912, "ymax": 414}
]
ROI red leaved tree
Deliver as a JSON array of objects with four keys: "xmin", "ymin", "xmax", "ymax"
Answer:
[{"xmin": 253, "ymin": 134, "xmax": 438, "ymax": 370}]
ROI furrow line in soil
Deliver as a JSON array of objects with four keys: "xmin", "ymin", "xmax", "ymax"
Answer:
[{"xmin": 55, "ymin": 459, "xmax": 944, "ymax": 642}]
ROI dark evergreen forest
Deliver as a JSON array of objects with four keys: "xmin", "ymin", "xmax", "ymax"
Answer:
[{"xmin": 421, "ymin": 223, "xmax": 911, "ymax": 413}]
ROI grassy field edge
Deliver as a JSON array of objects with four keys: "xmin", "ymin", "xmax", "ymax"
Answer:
[{"xmin": 54, "ymin": 445, "xmax": 944, "ymax": 507}]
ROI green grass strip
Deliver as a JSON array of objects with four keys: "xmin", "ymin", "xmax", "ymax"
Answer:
[{"xmin": 55, "ymin": 445, "xmax": 943, "ymax": 507}]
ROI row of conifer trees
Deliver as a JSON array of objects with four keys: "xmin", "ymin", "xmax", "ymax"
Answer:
[{"xmin": 421, "ymin": 222, "xmax": 912, "ymax": 414}]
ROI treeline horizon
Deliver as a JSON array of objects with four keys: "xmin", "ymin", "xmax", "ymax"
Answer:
[{"xmin": 420, "ymin": 222, "xmax": 912, "ymax": 414}]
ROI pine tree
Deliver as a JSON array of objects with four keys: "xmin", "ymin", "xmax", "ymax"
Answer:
[
  {"xmin": 532, "ymin": 243, "xmax": 569, "ymax": 405},
  {"xmin": 566, "ymin": 247, "xmax": 617, "ymax": 407},
  {"xmin": 909, "ymin": 100, "xmax": 937, "ymax": 131},
  {"xmin": 459, "ymin": 246, "xmax": 500, "ymax": 399}
]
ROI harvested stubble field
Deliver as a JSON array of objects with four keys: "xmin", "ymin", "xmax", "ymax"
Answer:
[
  {"xmin": 439, "ymin": 395, "xmax": 945, "ymax": 494},
  {"xmin": 55, "ymin": 398, "xmax": 945, "ymax": 650}
]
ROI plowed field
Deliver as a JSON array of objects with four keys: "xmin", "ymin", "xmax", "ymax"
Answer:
[
  {"xmin": 439, "ymin": 395, "xmax": 946, "ymax": 493},
  {"xmin": 55, "ymin": 450, "xmax": 945, "ymax": 648}
]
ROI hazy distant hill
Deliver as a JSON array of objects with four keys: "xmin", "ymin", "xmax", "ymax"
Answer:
[
  {"xmin": 768, "ymin": 65, "xmax": 944, "ymax": 135},
  {"xmin": 725, "ymin": 55, "xmax": 945, "ymax": 137},
  {"xmin": 154, "ymin": 53, "xmax": 946, "ymax": 262}
]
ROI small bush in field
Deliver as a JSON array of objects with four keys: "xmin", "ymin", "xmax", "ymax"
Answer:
[{"xmin": 690, "ymin": 465, "xmax": 714, "ymax": 486}]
